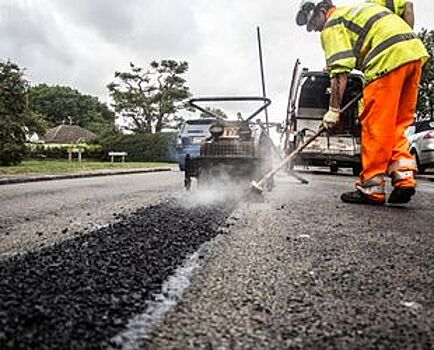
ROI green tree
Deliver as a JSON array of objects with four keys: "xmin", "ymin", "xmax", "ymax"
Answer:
[
  {"xmin": 417, "ymin": 29, "xmax": 434, "ymax": 120},
  {"xmin": 199, "ymin": 106, "xmax": 228, "ymax": 120},
  {"xmin": 107, "ymin": 60, "xmax": 191, "ymax": 133},
  {"xmin": 28, "ymin": 84, "xmax": 116, "ymax": 134},
  {"xmin": 0, "ymin": 60, "xmax": 33, "ymax": 165}
]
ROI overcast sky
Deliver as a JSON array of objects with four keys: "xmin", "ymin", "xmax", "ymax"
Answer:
[{"xmin": 1, "ymin": 0, "xmax": 433, "ymax": 124}]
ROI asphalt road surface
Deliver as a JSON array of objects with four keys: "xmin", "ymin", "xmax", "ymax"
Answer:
[
  {"xmin": 0, "ymin": 171, "xmax": 182, "ymax": 257},
  {"xmin": 0, "ymin": 170, "xmax": 433, "ymax": 349}
]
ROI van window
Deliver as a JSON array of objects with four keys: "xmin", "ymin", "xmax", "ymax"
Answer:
[{"xmin": 298, "ymin": 75, "xmax": 330, "ymax": 111}]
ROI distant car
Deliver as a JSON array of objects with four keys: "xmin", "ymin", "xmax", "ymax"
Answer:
[
  {"xmin": 176, "ymin": 118, "xmax": 216, "ymax": 171},
  {"xmin": 407, "ymin": 119, "xmax": 434, "ymax": 173}
]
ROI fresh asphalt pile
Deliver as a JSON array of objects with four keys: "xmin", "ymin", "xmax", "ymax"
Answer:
[{"xmin": 0, "ymin": 197, "xmax": 232, "ymax": 350}]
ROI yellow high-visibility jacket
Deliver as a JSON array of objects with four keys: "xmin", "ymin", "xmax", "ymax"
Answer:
[
  {"xmin": 367, "ymin": 0, "xmax": 409, "ymax": 17},
  {"xmin": 321, "ymin": 2, "xmax": 428, "ymax": 84}
]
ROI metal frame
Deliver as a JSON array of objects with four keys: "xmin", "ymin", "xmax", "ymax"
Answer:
[{"xmin": 189, "ymin": 96, "xmax": 271, "ymax": 123}]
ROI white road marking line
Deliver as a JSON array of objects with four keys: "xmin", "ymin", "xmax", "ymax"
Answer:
[{"xmin": 109, "ymin": 251, "xmax": 201, "ymax": 350}]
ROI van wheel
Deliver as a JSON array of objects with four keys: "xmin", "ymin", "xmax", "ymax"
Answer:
[
  {"xmin": 352, "ymin": 164, "xmax": 362, "ymax": 176},
  {"xmin": 330, "ymin": 165, "xmax": 339, "ymax": 174}
]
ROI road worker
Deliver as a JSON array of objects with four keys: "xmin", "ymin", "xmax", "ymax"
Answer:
[
  {"xmin": 367, "ymin": 0, "xmax": 414, "ymax": 28},
  {"xmin": 296, "ymin": 0, "xmax": 429, "ymax": 205}
]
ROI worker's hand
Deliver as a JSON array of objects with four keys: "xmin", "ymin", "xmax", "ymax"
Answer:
[{"xmin": 322, "ymin": 108, "xmax": 340, "ymax": 130}]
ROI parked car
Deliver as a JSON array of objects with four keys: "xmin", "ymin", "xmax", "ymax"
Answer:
[
  {"xmin": 283, "ymin": 62, "xmax": 363, "ymax": 175},
  {"xmin": 176, "ymin": 118, "xmax": 216, "ymax": 171},
  {"xmin": 406, "ymin": 119, "xmax": 434, "ymax": 173}
]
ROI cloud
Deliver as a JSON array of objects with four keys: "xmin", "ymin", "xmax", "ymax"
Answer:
[
  {"xmin": 0, "ymin": 0, "xmax": 433, "ymax": 122},
  {"xmin": 50, "ymin": 0, "xmax": 202, "ymax": 57}
]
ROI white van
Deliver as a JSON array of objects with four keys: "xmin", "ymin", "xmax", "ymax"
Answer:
[{"xmin": 284, "ymin": 68, "xmax": 363, "ymax": 175}]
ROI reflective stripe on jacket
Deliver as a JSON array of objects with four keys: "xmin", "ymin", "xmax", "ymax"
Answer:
[
  {"xmin": 321, "ymin": 3, "xmax": 429, "ymax": 84},
  {"xmin": 367, "ymin": 0, "xmax": 408, "ymax": 17}
]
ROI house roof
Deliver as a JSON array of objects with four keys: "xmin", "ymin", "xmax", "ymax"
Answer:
[{"xmin": 43, "ymin": 125, "xmax": 97, "ymax": 144}]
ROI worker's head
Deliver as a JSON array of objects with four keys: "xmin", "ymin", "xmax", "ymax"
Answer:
[{"xmin": 296, "ymin": 0, "xmax": 334, "ymax": 32}]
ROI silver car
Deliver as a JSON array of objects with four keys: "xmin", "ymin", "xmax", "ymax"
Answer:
[{"xmin": 407, "ymin": 120, "xmax": 434, "ymax": 173}]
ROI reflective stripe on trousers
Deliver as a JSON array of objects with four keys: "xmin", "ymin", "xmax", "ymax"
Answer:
[
  {"xmin": 388, "ymin": 159, "xmax": 417, "ymax": 173},
  {"xmin": 356, "ymin": 174, "xmax": 385, "ymax": 199},
  {"xmin": 389, "ymin": 159, "xmax": 417, "ymax": 187}
]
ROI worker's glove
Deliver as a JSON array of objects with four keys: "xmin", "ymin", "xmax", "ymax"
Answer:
[{"xmin": 322, "ymin": 108, "xmax": 340, "ymax": 130}]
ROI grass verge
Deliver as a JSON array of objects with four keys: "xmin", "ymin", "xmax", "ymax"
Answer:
[{"xmin": 0, "ymin": 160, "xmax": 175, "ymax": 175}]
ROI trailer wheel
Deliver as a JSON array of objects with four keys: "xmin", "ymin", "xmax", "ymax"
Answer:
[{"xmin": 184, "ymin": 177, "xmax": 191, "ymax": 191}]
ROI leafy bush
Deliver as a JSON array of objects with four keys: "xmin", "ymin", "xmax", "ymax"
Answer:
[
  {"xmin": 0, "ymin": 61, "xmax": 28, "ymax": 166},
  {"xmin": 100, "ymin": 132, "xmax": 177, "ymax": 162},
  {"xmin": 0, "ymin": 121, "xmax": 27, "ymax": 165}
]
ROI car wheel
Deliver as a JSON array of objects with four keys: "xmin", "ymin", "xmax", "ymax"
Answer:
[
  {"xmin": 418, "ymin": 163, "xmax": 426, "ymax": 174},
  {"xmin": 330, "ymin": 165, "xmax": 339, "ymax": 174},
  {"xmin": 412, "ymin": 150, "xmax": 425, "ymax": 174}
]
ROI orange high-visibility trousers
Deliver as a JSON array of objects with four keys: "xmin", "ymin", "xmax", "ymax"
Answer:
[{"xmin": 358, "ymin": 60, "xmax": 422, "ymax": 201}]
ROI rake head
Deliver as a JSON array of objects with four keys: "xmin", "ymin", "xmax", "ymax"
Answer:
[{"xmin": 250, "ymin": 180, "xmax": 264, "ymax": 195}]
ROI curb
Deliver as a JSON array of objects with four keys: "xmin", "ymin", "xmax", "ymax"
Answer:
[{"xmin": 0, "ymin": 168, "xmax": 173, "ymax": 186}]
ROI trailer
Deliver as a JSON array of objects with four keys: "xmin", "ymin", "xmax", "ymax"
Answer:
[{"xmin": 184, "ymin": 96, "xmax": 274, "ymax": 190}]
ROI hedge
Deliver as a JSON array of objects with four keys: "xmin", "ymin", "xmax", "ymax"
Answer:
[
  {"xmin": 27, "ymin": 144, "xmax": 104, "ymax": 160},
  {"xmin": 25, "ymin": 132, "xmax": 177, "ymax": 162},
  {"xmin": 100, "ymin": 132, "xmax": 177, "ymax": 162}
]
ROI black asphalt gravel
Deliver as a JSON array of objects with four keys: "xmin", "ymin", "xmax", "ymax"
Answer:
[{"xmin": 0, "ymin": 197, "xmax": 232, "ymax": 350}]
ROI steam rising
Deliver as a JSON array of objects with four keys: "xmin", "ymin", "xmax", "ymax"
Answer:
[{"xmin": 179, "ymin": 172, "xmax": 251, "ymax": 208}]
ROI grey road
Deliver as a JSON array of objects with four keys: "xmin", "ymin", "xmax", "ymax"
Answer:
[
  {"xmin": 0, "ymin": 171, "xmax": 182, "ymax": 257},
  {"xmin": 0, "ymin": 170, "xmax": 433, "ymax": 349},
  {"xmin": 149, "ymin": 172, "xmax": 434, "ymax": 349}
]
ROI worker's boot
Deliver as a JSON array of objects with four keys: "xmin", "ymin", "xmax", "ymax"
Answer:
[
  {"xmin": 388, "ymin": 166, "xmax": 416, "ymax": 204},
  {"xmin": 341, "ymin": 190, "xmax": 385, "ymax": 205},
  {"xmin": 388, "ymin": 187, "xmax": 415, "ymax": 204},
  {"xmin": 387, "ymin": 158, "xmax": 417, "ymax": 204},
  {"xmin": 341, "ymin": 175, "xmax": 386, "ymax": 205}
]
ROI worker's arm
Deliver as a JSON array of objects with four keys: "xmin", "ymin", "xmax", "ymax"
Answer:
[
  {"xmin": 402, "ymin": 1, "xmax": 414, "ymax": 29},
  {"xmin": 320, "ymin": 24, "xmax": 353, "ymax": 129},
  {"xmin": 329, "ymin": 73, "xmax": 348, "ymax": 110},
  {"xmin": 323, "ymin": 73, "xmax": 349, "ymax": 130}
]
